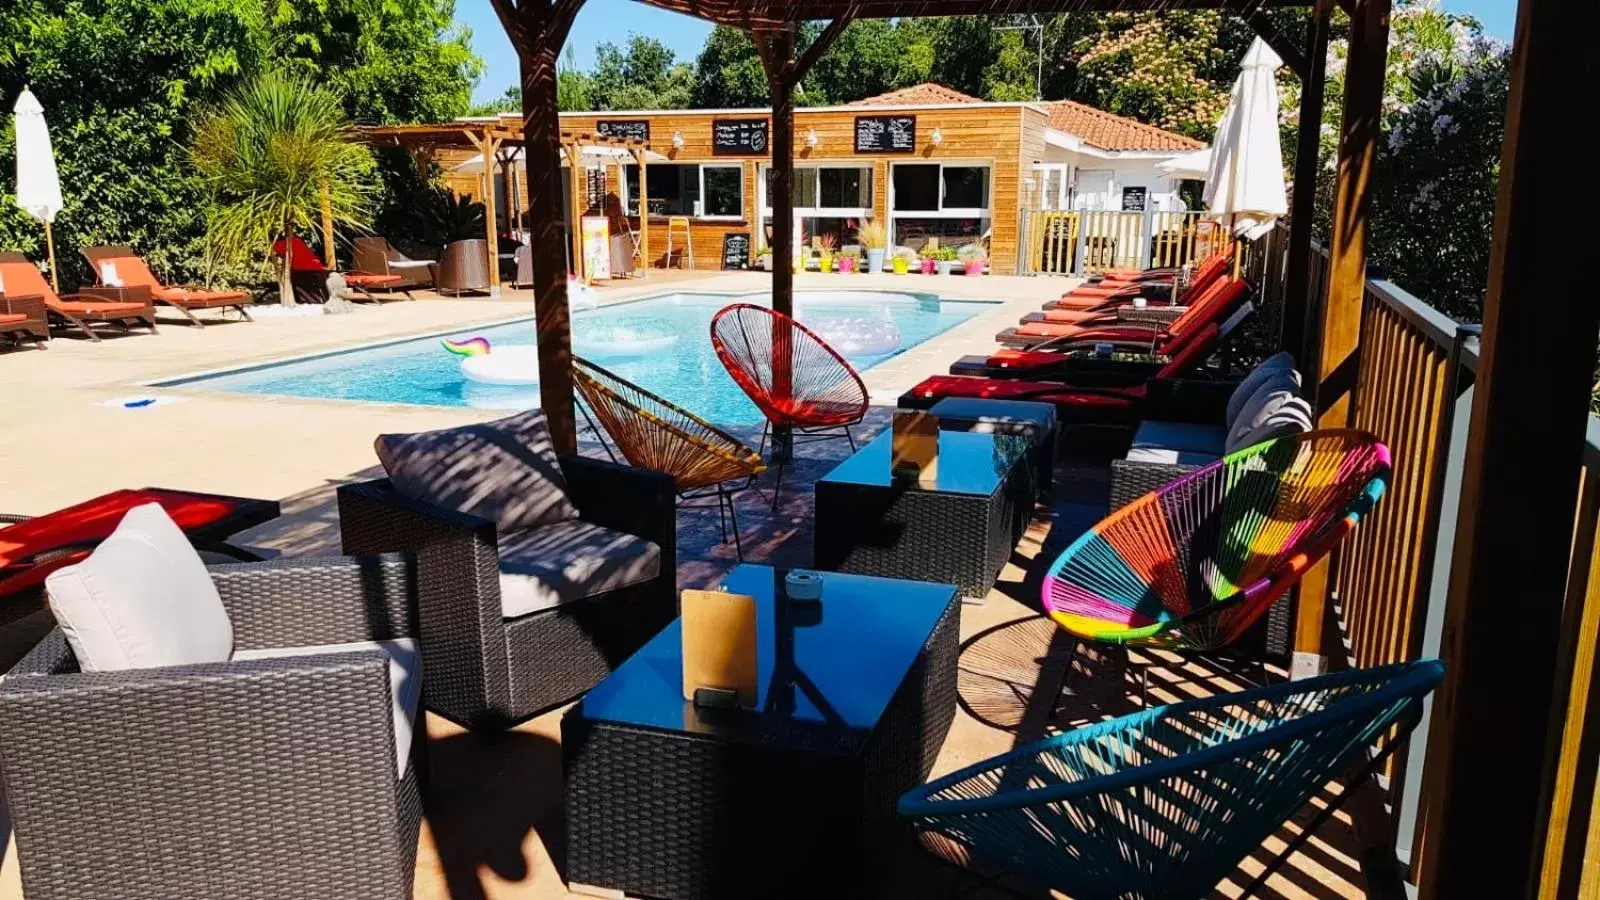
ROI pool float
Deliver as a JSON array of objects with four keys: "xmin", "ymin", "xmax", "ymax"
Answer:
[
  {"xmin": 803, "ymin": 315, "xmax": 902, "ymax": 356},
  {"xmin": 569, "ymin": 277, "xmax": 599, "ymax": 311},
  {"xmin": 461, "ymin": 381, "xmax": 540, "ymax": 411},
  {"xmin": 573, "ymin": 317, "xmax": 679, "ymax": 359},
  {"xmin": 442, "ymin": 336, "xmax": 492, "ymax": 357},
  {"xmin": 460, "ymin": 345, "xmax": 541, "ymax": 386}
]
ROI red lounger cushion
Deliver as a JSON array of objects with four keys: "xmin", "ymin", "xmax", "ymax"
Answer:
[
  {"xmin": 905, "ymin": 374, "xmax": 1145, "ymax": 411},
  {"xmin": 155, "ymin": 287, "xmax": 247, "ymax": 305},
  {"xmin": 0, "ymin": 489, "xmax": 243, "ymax": 598},
  {"xmin": 0, "ymin": 313, "xmax": 26, "ymax": 325},
  {"xmin": 346, "ymin": 274, "xmax": 405, "ymax": 288},
  {"xmin": 53, "ymin": 299, "xmax": 148, "ymax": 315}
]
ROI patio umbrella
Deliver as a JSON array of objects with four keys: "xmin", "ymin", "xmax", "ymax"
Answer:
[
  {"xmin": 13, "ymin": 87, "xmax": 64, "ymax": 291},
  {"xmin": 1156, "ymin": 147, "xmax": 1213, "ymax": 181},
  {"xmin": 1203, "ymin": 38, "xmax": 1287, "ymax": 240}
]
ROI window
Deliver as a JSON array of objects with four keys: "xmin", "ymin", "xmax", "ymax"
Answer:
[
  {"xmin": 890, "ymin": 162, "xmax": 992, "ymax": 251},
  {"xmin": 623, "ymin": 164, "xmax": 744, "ymax": 219},
  {"xmin": 762, "ymin": 166, "xmax": 872, "ymax": 213}
]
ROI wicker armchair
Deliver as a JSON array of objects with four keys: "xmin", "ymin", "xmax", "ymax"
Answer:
[
  {"xmin": 337, "ymin": 454, "xmax": 677, "ymax": 729},
  {"xmin": 0, "ymin": 554, "xmax": 424, "ymax": 900}
]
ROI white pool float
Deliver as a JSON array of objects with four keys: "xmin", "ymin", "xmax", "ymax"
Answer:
[
  {"xmin": 569, "ymin": 278, "xmax": 599, "ymax": 311},
  {"xmin": 461, "ymin": 345, "xmax": 541, "ymax": 386},
  {"xmin": 574, "ymin": 317, "xmax": 679, "ymax": 359},
  {"xmin": 461, "ymin": 381, "xmax": 540, "ymax": 410},
  {"xmin": 804, "ymin": 315, "xmax": 902, "ymax": 356}
]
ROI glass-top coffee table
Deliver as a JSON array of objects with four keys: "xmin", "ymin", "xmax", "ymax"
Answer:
[
  {"xmin": 562, "ymin": 565, "xmax": 959, "ymax": 900},
  {"xmin": 814, "ymin": 429, "xmax": 1034, "ymax": 600}
]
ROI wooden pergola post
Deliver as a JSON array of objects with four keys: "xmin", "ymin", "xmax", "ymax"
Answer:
[
  {"xmin": 467, "ymin": 129, "xmax": 504, "ymax": 294},
  {"xmin": 493, "ymin": 0, "xmax": 585, "ymax": 453},
  {"xmin": 1290, "ymin": 0, "xmax": 1390, "ymax": 678},
  {"xmin": 632, "ymin": 144, "xmax": 650, "ymax": 275},
  {"xmin": 1279, "ymin": 0, "xmax": 1331, "ymax": 364},
  {"xmin": 567, "ymin": 142, "xmax": 586, "ymax": 283},
  {"xmin": 1415, "ymin": 0, "xmax": 1598, "ymax": 894},
  {"xmin": 319, "ymin": 182, "xmax": 337, "ymax": 270},
  {"xmin": 753, "ymin": 11, "xmax": 856, "ymax": 464}
]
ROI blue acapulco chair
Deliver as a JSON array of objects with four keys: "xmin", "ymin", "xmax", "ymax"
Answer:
[{"xmin": 898, "ymin": 659, "xmax": 1444, "ymax": 900}]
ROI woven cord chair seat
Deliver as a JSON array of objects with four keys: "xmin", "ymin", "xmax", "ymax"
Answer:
[
  {"xmin": 898, "ymin": 659, "xmax": 1443, "ymax": 900},
  {"xmin": 710, "ymin": 303, "xmax": 869, "ymax": 430},
  {"xmin": 573, "ymin": 356, "xmax": 765, "ymax": 492},
  {"xmin": 1043, "ymin": 430, "xmax": 1390, "ymax": 651}
]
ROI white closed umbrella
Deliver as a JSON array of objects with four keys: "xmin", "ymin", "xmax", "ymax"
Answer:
[
  {"xmin": 1204, "ymin": 38, "xmax": 1288, "ymax": 240},
  {"xmin": 13, "ymin": 87, "xmax": 65, "ymax": 291},
  {"xmin": 1156, "ymin": 147, "xmax": 1213, "ymax": 181}
]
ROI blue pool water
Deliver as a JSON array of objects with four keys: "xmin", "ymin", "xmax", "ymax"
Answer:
[{"xmin": 163, "ymin": 291, "xmax": 992, "ymax": 427}]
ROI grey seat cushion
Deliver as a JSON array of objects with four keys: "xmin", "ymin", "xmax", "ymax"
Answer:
[
  {"xmin": 497, "ymin": 520, "xmax": 662, "ymax": 619},
  {"xmin": 1226, "ymin": 369, "xmax": 1312, "ymax": 453},
  {"xmin": 1225, "ymin": 351, "xmax": 1298, "ymax": 431},
  {"xmin": 375, "ymin": 410, "xmax": 579, "ymax": 533},
  {"xmin": 928, "ymin": 397, "xmax": 1057, "ymax": 439},
  {"xmin": 234, "ymin": 638, "xmax": 420, "ymax": 775},
  {"xmin": 1128, "ymin": 419, "xmax": 1227, "ymax": 462}
]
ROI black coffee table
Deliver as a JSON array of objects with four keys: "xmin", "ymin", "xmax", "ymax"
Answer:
[
  {"xmin": 814, "ymin": 429, "xmax": 1034, "ymax": 600},
  {"xmin": 562, "ymin": 565, "xmax": 959, "ymax": 900}
]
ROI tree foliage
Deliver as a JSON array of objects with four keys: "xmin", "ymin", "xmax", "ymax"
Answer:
[
  {"xmin": 0, "ymin": 0, "xmax": 476, "ymax": 289},
  {"xmin": 588, "ymin": 35, "xmax": 694, "ymax": 110}
]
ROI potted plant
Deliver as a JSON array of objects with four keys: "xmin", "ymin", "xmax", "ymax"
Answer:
[
  {"xmin": 960, "ymin": 244, "xmax": 987, "ymax": 276},
  {"xmin": 918, "ymin": 246, "xmax": 938, "ymax": 275},
  {"xmin": 837, "ymin": 250, "xmax": 857, "ymax": 273},
  {"xmin": 936, "ymin": 247, "xmax": 959, "ymax": 275},
  {"xmin": 858, "ymin": 221, "xmax": 888, "ymax": 272},
  {"xmin": 890, "ymin": 250, "xmax": 910, "ymax": 275},
  {"xmin": 756, "ymin": 246, "xmax": 773, "ymax": 271},
  {"xmin": 817, "ymin": 234, "xmax": 836, "ymax": 273}
]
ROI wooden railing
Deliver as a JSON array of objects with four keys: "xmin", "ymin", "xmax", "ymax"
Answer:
[{"xmin": 1021, "ymin": 209, "xmax": 1243, "ymax": 277}]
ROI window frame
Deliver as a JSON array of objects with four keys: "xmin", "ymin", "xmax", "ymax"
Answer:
[
  {"xmin": 622, "ymin": 163, "xmax": 746, "ymax": 220},
  {"xmin": 760, "ymin": 164, "xmax": 874, "ymax": 219},
  {"xmin": 888, "ymin": 161, "xmax": 993, "ymax": 219}
]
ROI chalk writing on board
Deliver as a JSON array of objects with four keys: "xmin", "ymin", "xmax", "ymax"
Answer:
[
  {"xmin": 854, "ymin": 115, "xmax": 917, "ymax": 153},
  {"xmin": 721, "ymin": 232, "xmax": 751, "ymax": 270},
  {"xmin": 712, "ymin": 119, "xmax": 769, "ymax": 156},
  {"xmin": 596, "ymin": 120, "xmax": 650, "ymax": 142}
]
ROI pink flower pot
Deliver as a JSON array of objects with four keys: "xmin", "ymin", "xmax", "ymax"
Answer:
[
  {"xmin": 838, "ymin": 256, "xmax": 856, "ymax": 273},
  {"xmin": 964, "ymin": 261, "xmax": 985, "ymax": 275},
  {"xmin": 920, "ymin": 258, "xmax": 936, "ymax": 275}
]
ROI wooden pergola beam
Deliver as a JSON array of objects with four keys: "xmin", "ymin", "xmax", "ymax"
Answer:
[
  {"xmin": 1279, "ymin": 0, "xmax": 1331, "ymax": 364},
  {"xmin": 1240, "ymin": 2, "xmax": 1310, "ymax": 78},
  {"xmin": 628, "ymin": 0, "xmax": 1307, "ymax": 26}
]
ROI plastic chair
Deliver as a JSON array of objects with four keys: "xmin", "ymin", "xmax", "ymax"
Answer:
[
  {"xmin": 572, "ymin": 356, "xmax": 766, "ymax": 557},
  {"xmin": 1042, "ymin": 429, "xmax": 1389, "ymax": 652},
  {"xmin": 899, "ymin": 658, "xmax": 1443, "ymax": 900},
  {"xmin": 710, "ymin": 303, "xmax": 869, "ymax": 509}
]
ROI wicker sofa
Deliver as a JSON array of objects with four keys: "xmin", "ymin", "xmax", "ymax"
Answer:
[
  {"xmin": 337, "ymin": 453, "xmax": 677, "ymax": 730},
  {"xmin": 0, "ymin": 554, "xmax": 424, "ymax": 900}
]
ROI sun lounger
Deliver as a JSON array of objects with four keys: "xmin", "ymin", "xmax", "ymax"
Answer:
[
  {"xmin": 81, "ymin": 245, "xmax": 251, "ymax": 328},
  {"xmin": 0, "ymin": 251, "xmax": 156, "ymax": 341},
  {"xmin": 0, "ymin": 292, "xmax": 48, "ymax": 349}
]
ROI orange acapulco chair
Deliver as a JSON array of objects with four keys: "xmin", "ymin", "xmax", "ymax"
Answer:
[
  {"xmin": 1042, "ymin": 429, "xmax": 1390, "ymax": 652},
  {"xmin": 572, "ymin": 356, "xmax": 766, "ymax": 558},
  {"xmin": 710, "ymin": 303, "xmax": 869, "ymax": 510}
]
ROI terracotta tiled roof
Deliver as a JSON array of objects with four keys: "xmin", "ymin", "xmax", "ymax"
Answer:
[
  {"xmin": 1043, "ymin": 100, "xmax": 1204, "ymax": 152},
  {"xmin": 850, "ymin": 83, "xmax": 982, "ymax": 106}
]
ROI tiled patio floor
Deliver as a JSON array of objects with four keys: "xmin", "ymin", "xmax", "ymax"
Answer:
[{"xmin": 0, "ymin": 273, "xmax": 1383, "ymax": 898}]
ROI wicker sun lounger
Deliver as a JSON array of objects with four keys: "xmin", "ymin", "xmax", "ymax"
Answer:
[
  {"xmin": 0, "ymin": 251, "xmax": 156, "ymax": 341},
  {"xmin": 82, "ymin": 245, "xmax": 252, "ymax": 327}
]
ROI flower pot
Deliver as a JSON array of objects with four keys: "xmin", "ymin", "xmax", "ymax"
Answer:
[
  {"xmin": 937, "ymin": 260, "xmax": 955, "ymax": 276},
  {"xmin": 819, "ymin": 256, "xmax": 834, "ymax": 273},
  {"xmin": 920, "ymin": 258, "xmax": 936, "ymax": 275},
  {"xmin": 964, "ymin": 261, "xmax": 985, "ymax": 276},
  {"xmin": 865, "ymin": 248, "xmax": 886, "ymax": 272},
  {"xmin": 837, "ymin": 256, "xmax": 855, "ymax": 273},
  {"xmin": 891, "ymin": 256, "xmax": 909, "ymax": 275}
]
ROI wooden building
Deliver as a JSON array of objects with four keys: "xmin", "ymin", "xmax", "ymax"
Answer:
[{"xmin": 439, "ymin": 83, "xmax": 1200, "ymax": 276}]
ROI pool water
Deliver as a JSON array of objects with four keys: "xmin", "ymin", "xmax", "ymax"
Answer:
[{"xmin": 164, "ymin": 291, "xmax": 992, "ymax": 427}]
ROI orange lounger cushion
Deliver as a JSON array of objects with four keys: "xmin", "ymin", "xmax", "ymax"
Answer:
[
  {"xmin": 346, "ymin": 274, "xmax": 405, "ymax": 288},
  {"xmin": 0, "ymin": 313, "xmax": 26, "ymax": 325},
  {"xmin": 52, "ymin": 299, "xmax": 148, "ymax": 315},
  {"xmin": 154, "ymin": 287, "xmax": 247, "ymax": 305}
]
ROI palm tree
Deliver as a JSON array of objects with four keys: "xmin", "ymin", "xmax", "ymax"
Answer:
[{"xmin": 191, "ymin": 71, "xmax": 375, "ymax": 305}]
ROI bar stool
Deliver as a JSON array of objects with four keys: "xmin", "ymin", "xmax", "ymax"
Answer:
[{"xmin": 665, "ymin": 216, "xmax": 694, "ymax": 269}]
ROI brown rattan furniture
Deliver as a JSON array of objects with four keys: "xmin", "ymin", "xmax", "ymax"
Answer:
[
  {"xmin": 573, "ymin": 356, "xmax": 766, "ymax": 557},
  {"xmin": 337, "ymin": 453, "xmax": 678, "ymax": 730},
  {"xmin": 0, "ymin": 554, "xmax": 424, "ymax": 900},
  {"xmin": 353, "ymin": 236, "xmax": 435, "ymax": 292},
  {"xmin": 435, "ymin": 238, "xmax": 491, "ymax": 296},
  {"xmin": 0, "ymin": 251, "xmax": 156, "ymax": 341},
  {"xmin": 81, "ymin": 245, "xmax": 252, "ymax": 327},
  {"xmin": 0, "ymin": 291, "xmax": 48, "ymax": 349}
]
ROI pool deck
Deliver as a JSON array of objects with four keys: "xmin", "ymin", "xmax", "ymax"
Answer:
[{"xmin": 0, "ymin": 272, "xmax": 1380, "ymax": 899}]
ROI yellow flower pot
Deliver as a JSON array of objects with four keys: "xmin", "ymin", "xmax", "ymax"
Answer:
[{"xmin": 891, "ymin": 257, "xmax": 909, "ymax": 275}]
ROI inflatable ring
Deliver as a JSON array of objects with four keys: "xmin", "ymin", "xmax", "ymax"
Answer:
[
  {"xmin": 460, "ymin": 345, "xmax": 540, "ymax": 386},
  {"xmin": 442, "ymin": 336, "xmax": 492, "ymax": 357},
  {"xmin": 803, "ymin": 315, "xmax": 902, "ymax": 357},
  {"xmin": 574, "ymin": 317, "xmax": 680, "ymax": 359}
]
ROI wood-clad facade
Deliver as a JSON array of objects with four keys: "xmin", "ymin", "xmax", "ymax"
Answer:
[{"xmin": 443, "ymin": 101, "xmax": 1045, "ymax": 274}]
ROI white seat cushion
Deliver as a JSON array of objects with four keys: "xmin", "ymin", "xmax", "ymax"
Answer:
[
  {"xmin": 497, "ymin": 520, "xmax": 661, "ymax": 619},
  {"xmin": 1225, "ymin": 352, "xmax": 1298, "ymax": 431},
  {"xmin": 387, "ymin": 260, "xmax": 433, "ymax": 270},
  {"xmin": 45, "ymin": 503, "xmax": 233, "ymax": 672},
  {"xmin": 233, "ymin": 638, "xmax": 421, "ymax": 775}
]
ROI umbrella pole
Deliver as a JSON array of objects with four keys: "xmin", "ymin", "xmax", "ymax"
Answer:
[{"xmin": 43, "ymin": 221, "xmax": 59, "ymax": 293}]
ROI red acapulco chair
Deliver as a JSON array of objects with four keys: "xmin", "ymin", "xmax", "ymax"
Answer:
[{"xmin": 710, "ymin": 303, "xmax": 870, "ymax": 510}]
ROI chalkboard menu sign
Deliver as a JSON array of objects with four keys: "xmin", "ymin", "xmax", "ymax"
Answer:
[
  {"xmin": 712, "ymin": 119, "xmax": 769, "ymax": 156},
  {"xmin": 721, "ymin": 232, "xmax": 751, "ymax": 270},
  {"xmin": 585, "ymin": 168, "xmax": 606, "ymax": 211},
  {"xmin": 597, "ymin": 119, "xmax": 650, "ymax": 142},
  {"xmin": 854, "ymin": 115, "xmax": 917, "ymax": 153},
  {"xmin": 1121, "ymin": 186, "xmax": 1149, "ymax": 211}
]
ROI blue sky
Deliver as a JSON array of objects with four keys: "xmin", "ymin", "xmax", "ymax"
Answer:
[{"xmin": 456, "ymin": 0, "xmax": 1516, "ymax": 104}]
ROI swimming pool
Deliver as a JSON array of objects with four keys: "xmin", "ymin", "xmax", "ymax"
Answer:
[{"xmin": 161, "ymin": 291, "xmax": 993, "ymax": 427}]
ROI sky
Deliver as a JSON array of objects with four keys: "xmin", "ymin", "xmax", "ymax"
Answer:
[{"xmin": 455, "ymin": 0, "xmax": 1516, "ymax": 104}]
